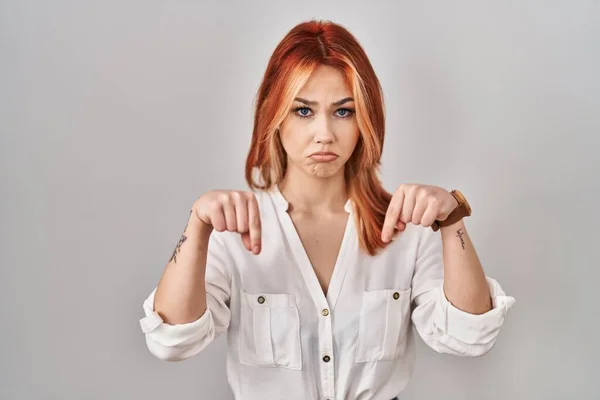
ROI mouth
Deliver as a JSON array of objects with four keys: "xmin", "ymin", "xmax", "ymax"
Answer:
[{"xmin": 309, "ymin": 151, "xmax": 338, "ymax": 162}]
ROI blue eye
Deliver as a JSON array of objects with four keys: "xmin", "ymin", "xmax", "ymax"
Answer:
[
  {"xmin": 294, "ymin": 107, "xmax": 312, "ymax": 117},
  {"xmin": 336, "ymin": 108, "xmax": 355, "ymax": 118}
]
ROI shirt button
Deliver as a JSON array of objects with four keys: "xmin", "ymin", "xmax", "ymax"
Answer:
[
  {"xmin": 257, "ymin": 296, "xmax": 265, "ymax": 304},
  {"xmin": 393, "ymin": 292, "xmax": 400, "ymax": 300},
  {"xmin": 322, "ymin": 355, "xmax": 331, "ymax": 362},
  {"xmin": 321, "ymin": 308, "xmax": 329, "ymax": 316}
]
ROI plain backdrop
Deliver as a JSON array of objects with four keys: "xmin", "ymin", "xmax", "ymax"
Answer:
[{"xmin": 1, "ymin": 1, "xmax": 599, "ymax": 399}]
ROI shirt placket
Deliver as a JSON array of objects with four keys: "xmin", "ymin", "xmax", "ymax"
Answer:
[{"xmin": 318, "ymin": 299, "xmax": 335, "ymax": 399}]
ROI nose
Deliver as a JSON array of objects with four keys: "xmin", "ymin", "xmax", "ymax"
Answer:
[{"xmin": 312, "ymin": 117, "xmax": 335, "ymax": 144}]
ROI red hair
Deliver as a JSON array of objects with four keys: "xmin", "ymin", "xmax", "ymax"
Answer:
[{"xmin": 245, "ymin": 19, "xmax": 393, "ymax": 256}]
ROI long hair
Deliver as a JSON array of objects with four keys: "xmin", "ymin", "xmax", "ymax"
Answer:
[{"xmin": 245, "ymin": 19, "xmax": 393, "ymax": 256}]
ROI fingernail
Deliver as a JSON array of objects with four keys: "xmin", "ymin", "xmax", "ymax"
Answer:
[{"xmin": 253, "ymin": 245, "xmax": 260, "ymax": 254}]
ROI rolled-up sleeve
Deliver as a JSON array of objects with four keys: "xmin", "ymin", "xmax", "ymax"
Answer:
[
  {"xmin": 139, "ymin": 233, "xmax": 232, "ymax": 362},
  {"xmin": 410, "ymin": 225, "xmax": 516, "ymax": 357}
]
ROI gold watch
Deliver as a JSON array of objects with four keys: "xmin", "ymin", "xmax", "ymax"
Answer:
[{"xmin": 431, "ymin": 190, "xmax": 472, "ymax": 231}]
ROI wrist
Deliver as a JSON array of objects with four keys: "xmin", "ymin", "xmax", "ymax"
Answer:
[
  {"xmin": 432, "ymin": 189, "xmax": 471, "ymax": 232},
  {"xmin": 439, "ymin": 217, "xmax": 465, "ymax": 232},
  {"xmin": 188, "ymin": 212, "xmax": 213, "ymax": 238}
]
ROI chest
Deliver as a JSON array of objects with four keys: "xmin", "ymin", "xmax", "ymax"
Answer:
[{"xmin": 288, "ymin": 213, "xmax": 349, "ymax": 295}]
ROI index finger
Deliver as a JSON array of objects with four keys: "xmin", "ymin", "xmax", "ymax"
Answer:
[
  {"xmin": 247, "ymin": 194, "xmax": 262, "ymax": 254},
  {"xmin": 382, "ymin": 190, "xmax": 404, "ymax": 242}
]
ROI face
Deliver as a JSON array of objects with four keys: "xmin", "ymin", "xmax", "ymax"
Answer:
[{"xmin": 279, "ymin": 65, "xmax": 360, "ymax": 179}]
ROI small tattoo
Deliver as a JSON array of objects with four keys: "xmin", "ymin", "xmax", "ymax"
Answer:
[
  {"xmin": 169, "ymin": 210, "xmax": 192, "ymax": 264},
  {"xmin": 169, "ymin": 234, "xmax": 187, "ymax": 263},
  {"xmin": 456, "ymin": 228, "xmax": 466, "ymax": 250}
]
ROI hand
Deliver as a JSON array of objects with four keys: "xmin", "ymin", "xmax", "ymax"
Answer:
[
  {"xmin": 381, "ymin": 184, "xmax": 458, "ymax": 243},
  {"xmin": 192, "ymin": 190, "xmax": 262, "ymax": 254}
]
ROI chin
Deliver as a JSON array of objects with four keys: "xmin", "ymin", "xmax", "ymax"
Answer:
[{"xmin": 307, "ymin": 162, "xmax": 343, "ymax": 179}]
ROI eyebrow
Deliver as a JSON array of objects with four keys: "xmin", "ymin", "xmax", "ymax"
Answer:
[{"xmin": 293, "ymin": 97, "xmax": 354, "ymax": 107}]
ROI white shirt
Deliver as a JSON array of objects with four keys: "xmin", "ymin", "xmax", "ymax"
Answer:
[{"xmin": 139, "ymin": 185, "xmax": 516, "ymax": 400}]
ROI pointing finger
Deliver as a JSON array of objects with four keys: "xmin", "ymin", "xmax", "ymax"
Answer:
[
  {"xmin": 247, "ymin": 194, "xmax": 262, "ymax": 254},
  {"xmin": 382, "ymin": 190, "xmax": 404, "ymax": 242}
]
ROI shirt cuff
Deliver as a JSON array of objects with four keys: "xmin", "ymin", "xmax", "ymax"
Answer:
[
  {"xmin": 139, "ymin": 288, "xmax": 214, "ymax": 348},
  {"xmin": 434, "ymin": 277, "xmax": 516, "ymax": 345}
]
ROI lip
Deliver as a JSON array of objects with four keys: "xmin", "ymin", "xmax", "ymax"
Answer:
[{"xmin": 309, "ymin": 151, "xmax": 338, "ymax": 162}]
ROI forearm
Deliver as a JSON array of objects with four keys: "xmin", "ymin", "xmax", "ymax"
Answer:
[
  {"xmin": 153, "ymin": 212, "xmax": 213, "ymax": 325},
  {"xmin": 440, "ymin": 219, "xmax": 492, "ymax": 315}
]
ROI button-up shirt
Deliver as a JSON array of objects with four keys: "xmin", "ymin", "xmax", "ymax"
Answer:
[{"xmin": 139, "ymin": 185, "xmax": 516, "ymax": 400}]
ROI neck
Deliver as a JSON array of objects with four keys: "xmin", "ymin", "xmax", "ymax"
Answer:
[{"xmin": 278, "ymin": 165, "xmax": 348, "ymax": 215}]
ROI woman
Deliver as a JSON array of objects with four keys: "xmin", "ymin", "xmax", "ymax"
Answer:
[{"xmin": 139, "ymin": 19, "xmax": 515, "ymax": 400}]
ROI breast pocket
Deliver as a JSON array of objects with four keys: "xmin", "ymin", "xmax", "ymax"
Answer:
[
  {"xmin": 238, "ymin": 290, "xmax": 302, "ymax": 370},
  {"xmin": 355, "ymin": 287, "xmax": 412, "ymax": 362}
]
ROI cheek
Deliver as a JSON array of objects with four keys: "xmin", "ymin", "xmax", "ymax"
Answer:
[
  {"xmin": 343, "ymin": 130, "xmax": 361, "ymax": 156},
  {"xmin": 280, "ymin": 133, "xmax": 307, "ymax": 159}
]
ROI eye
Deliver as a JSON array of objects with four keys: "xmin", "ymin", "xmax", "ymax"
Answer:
[
  {"xmin": 293, "ymin": 107, "xmax": 313, "ymax": 118},
  {"xmin": 336, "ymin": 108, "xmax": 355, "ymax": 118}
]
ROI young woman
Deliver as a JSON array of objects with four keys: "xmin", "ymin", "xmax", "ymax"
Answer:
[{"xmin": 139, "ymin": 19, "xmax": 515, "ymax": 400}]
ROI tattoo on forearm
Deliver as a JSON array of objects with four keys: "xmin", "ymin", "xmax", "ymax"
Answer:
[
  {"xmin": 169, "ymin": 235, "xmax": 187, "ymax": 263},
  {"xmin": 456, "ymin": 228, "xmax": 466, "ymax": 250},
  {"xmin": 169, "ymin": 210, "xmax": 192, "ymax": 264}
]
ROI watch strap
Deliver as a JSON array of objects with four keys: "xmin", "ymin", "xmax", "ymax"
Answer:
[{"xmin": 431, "ymin": 190, "xmax": 471, "ymax": 232}]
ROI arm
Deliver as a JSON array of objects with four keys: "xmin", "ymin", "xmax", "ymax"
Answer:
[
  {"xmin": 139, "ymin": 190, "xmax": 261, "ymax": 362},
  {"xmin": 410, "ymin": 222, "xmax": 516, "ymax": 357},
  {"xmin": 379, "ymin": 183, "xmax": 515, "ymax": 357},
  {"xmin": 153, "ymin": 212, "xmax": 213, "ymax": 325},
  {"xmin": 139, "ymin": 211, "xmax": 232, "ymax": 362},
  {"xmin": 440, "ymin": 219, "xmax": 492, "ymax": 315}
]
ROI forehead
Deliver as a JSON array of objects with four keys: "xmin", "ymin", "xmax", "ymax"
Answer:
[{"xmin": 296, "ymin": 65, "xmax": 352, "ymax": 98}]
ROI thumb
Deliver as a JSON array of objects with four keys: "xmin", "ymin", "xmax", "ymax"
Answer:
[{"xmin": 395, "ymin": 220, "xmax": 406, "ymax": 231}]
